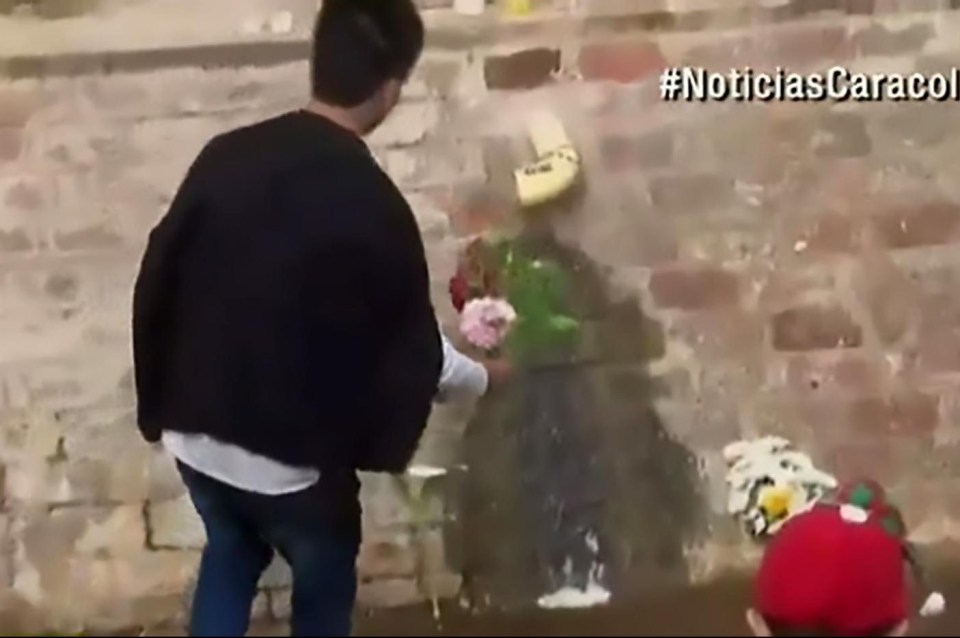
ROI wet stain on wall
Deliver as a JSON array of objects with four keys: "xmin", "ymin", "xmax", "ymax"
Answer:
[{"xmin": 458, "ymin": 225, "xmax": 706, "ymax": 610}]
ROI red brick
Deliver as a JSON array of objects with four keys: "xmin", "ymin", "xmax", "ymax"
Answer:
[
  {"xmin": 890, "ymin": 482, "xmax": 939, "ymax": 534},
  {"xmin": 443, "ymin": 190, "xmax": 509, "ymax": 238},
  {"xmin": 855, "ymin": 256, "xmax": 918, "ymax": 346},
  {"xmin": 574, "ymin": 196, "xmax": 679, "ymax": 268},
  {"xmin": 658, "ymin": 393, "xmax": 742, "ymax": 449},
  {"xmin": 684, "ymin": 24, "xmax": 850, "ymax": 71},
  {"xmin": 3, "ymin": 179, "xmax": 45, "ymax": 211},
  {"xmin": 816, "ymin": 170, "xmax": 880, "ymax": 222},
  {"xmin": 825, "ymin": 441, "xmax": 897, "ymax": 485},
  {"xmin": 649, "ymin": 368, "xmax": 693, "ymax": 401},
  {"xmin": 942, "ymin": 479, "xmax": 960, "ymax": 523},
  {"xmin": 813, "ymin": 112, "xmax": 871, "ymax": 158},
  {"xmin": 793, "ymin": 213, "xmax": 861, "ymax": 254},
  {"xmin": 357, "ymin": 533, "xmax": 416, "ymax": 578},
  {"xmin": 914, "ymin": 263, "xmax": 960, "ymax": 304},
  {"xmin": 915, "ymin": 326, "xmax": 960, "ymax": 375},
  {"xmin": 648, "ymin": 174, "xmax": 735, "ymax": 216},
  {"xmin": 881, "ymin": 102, "xmax": 952, "ymax": 148},
  {"xmin": 758, "ymin": 268, "xmax": 839, "ymax": 311},
  {"xmin": 356, "ymin": 579, "xmax": 422, "ymax": 608},
  {"xmin": 848, "ymin": 392, "xmax": 939, "ymax": 436},
  {"xmin": 937, "ymin": 389, "xmax": 960, "ymax": 437},
  {"xmin": 599, "ymin": 131, "xmax": 673, "ymax": 170},
  {"xmin": 771, "ymin": 352, "xmax": 886, "ymax": 397},
  {"xmin": 415, "ymin": 58, "xmax": 465, "ymax": 98},
  {"xmin": 629, "ymin": 216, "xmax": 679, "ymax": 267},
  {"xmin": 772, "ymin": 303, "xmax": 862, "ymax": 351},
  {"xmin": 820, "ymin": 355, "xmax": 878, "ymax": 389},
  {"xmin": 792, "ymin": 0, "xmax": 845, "ymax": 15},
  {"xmin": 764, "ymin": 24, "xmax": 852, "ymax": 65},
  {"xmin": 913, "ymin": 273, "xmax": 960, "ymax": 373},
  {"xmin": 44, "ymin": 272, "xmax": 78, "ymax": 301},
  {"xmin": 570, "ymin": 182, "xmax": 679, "ymax": 267},
  {"xmin": 0, "ymin": 129, "xmax": 21, "ymax": 164},
  {"xmin": 872, "ymin": 203, "xmax": 960, "ymax": 249},
  {"xmin": 851, "ymin": 22, "xmax": 934, "ymax": 57},
  {"xmin": 0, "ymin": 229, "xmax": 31, "ymax": 253},
  {"xmin": 578, "ymin": 41, "xmax": 666, "ymax": 84},
  {"xmin": 669, "ymin": 309, "xmax": 763, "ymax": 359},
  {"xmin": 649, "ymin": 266, "xmax": 739, "ymax": 310},
  {"xmin": 483, "ymin": 48, "xmax": 560, "ymax": 90},
  {"xmin": 0, "ymin": 87, "xmax": 40, "ymax": 128},
  {"xmin": 844, "ymin": 0, "xmax": 875, "ymax": 15},
  {"xmin": 53, "ymin": 225, "xmax": 124, "ymax": 251},
  {"xmin": 682, "ymin": 36, "xmax": 753, "ymax": 70},
  {"xmin": 481, "ymin": 137, "xmax": 521, "ymax": 196}
]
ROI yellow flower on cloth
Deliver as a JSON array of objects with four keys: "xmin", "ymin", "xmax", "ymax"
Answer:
[{"xmin": 758, "ymin": 485, "xmax": 793, "ymax": 521}]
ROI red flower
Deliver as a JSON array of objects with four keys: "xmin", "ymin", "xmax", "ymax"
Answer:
[
  {"xmin": 449, "ymin": 272, "xmax": 469, "ymax": 313},
  {"xmin": 450, "ymin": 237, "xmax": 503, "ymax": 312}
]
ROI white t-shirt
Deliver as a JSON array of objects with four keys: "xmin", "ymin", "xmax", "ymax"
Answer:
[{"xmin": 163, "ymin": 333, "xmax": 488, "ymax": 494}]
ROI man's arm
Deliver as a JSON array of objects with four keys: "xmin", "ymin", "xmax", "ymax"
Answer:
[
  {"xmin": 436, "ymin": 332, "xmax": 488, "ymax": 401},
  {"xmin": 308, "ymin": 165, "xmax": 443, "ymax": 473},
  {"xmin": 131, "ymin": 140, "xmax": 216, "ymax": 442},
  {"xmin": 132, "ymin": 209, "xmax": 186, "ymax": 443},
  {"xmin": 362, "ymin": 228, "xmax": 442, "ymax": 472}
]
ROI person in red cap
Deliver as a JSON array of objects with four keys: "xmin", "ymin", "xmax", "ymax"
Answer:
[{"xmin": 747, "ymin": 479, "xmax": 944, "ymax": 636}]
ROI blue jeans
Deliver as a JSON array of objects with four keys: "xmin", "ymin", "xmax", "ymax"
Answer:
[{"xmin": 178, "ymin": 462, "xmax": 361, "ymax": 637}]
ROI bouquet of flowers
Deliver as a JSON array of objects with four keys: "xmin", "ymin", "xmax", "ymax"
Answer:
[
  {"xmin": 458, "ymin": 297, "xmax": 518, "ymax": 352},
  {"xmin": 449, "ymin": 237, "xmax": 579, "ymax": 359}
]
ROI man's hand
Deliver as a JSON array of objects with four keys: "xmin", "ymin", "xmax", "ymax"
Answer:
[{"xmin": 482, "ymin": 356, "xmax": 514, "ymax": 391}]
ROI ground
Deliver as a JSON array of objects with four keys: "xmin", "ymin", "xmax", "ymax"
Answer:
[
  {"xmin": 354, "ymin": 575, "xmax": 960, "ymax": 637},
  {"xmin": 140, "ymin": 569, "xmax": 960, "ymax": 637}
]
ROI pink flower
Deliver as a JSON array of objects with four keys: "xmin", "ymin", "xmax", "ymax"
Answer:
[{"xmin": 459, "ymin": 297, "xmax": 517, "ymax": 351}]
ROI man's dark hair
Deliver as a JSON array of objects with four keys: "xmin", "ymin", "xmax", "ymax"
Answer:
[{"xmin": 310, "ymin": 0, "xmax": 425, "ymax": 107}]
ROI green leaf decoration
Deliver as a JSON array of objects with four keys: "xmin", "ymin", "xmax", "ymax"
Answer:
[
  {"xmin": 881, "ymin": 513, "xmax": 905, "ymax": 538},
  {"xmin": 481, "ymin": 239, "xmax": 580, "ymax": 362},
  {"xmin": 548, "ymin": 315, "xmax": 579, "ymax": 333},
  {"xmin": 848, "ymin": 483, "xmax": 875, "ymax": 509}
]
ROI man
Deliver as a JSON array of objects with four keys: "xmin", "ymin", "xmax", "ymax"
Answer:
[
  {"xmin": 747, "ymin": 480, "xmax": 942, "ymax": 636},
  {"xmin": 132, "ymin": 0, "xmax": 507, "ymax": 635}
]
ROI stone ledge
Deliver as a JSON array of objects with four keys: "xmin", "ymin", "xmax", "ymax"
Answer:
[
  {"xmin": 1, "ymin": 3, "xmax": 956, "ymax": 78},
  {"xmin": 0, "ymin": 40, "xmax": 310, "ymax": 80}
]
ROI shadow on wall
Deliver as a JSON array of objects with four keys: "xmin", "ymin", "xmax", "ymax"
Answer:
[{"xmin": 455, "ymin": 187, "xmax": 707, "ymax": 610}]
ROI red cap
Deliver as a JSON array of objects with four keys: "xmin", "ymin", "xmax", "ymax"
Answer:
[{"xmin": 755, "ymin": 504, "xmax": 909, "ymax": 634}]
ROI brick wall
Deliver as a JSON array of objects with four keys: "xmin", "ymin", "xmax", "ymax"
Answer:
[{"xmin": 3, "ymin": 0, "xmax": 960, "ymax": 631}]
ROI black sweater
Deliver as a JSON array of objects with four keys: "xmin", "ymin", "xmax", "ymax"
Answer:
[{"xmin": 132, "ymin": 111, "xmax": 442, "ymax": 474}]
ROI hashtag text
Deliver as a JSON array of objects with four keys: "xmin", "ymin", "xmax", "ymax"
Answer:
[{"xmin": 659, "ymin": 66, "xmax": 960, "ymax": 102}]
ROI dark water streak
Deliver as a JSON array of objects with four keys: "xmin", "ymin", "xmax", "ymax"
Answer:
[
  {"xmin": 355, "ymin": 570, "xmax": 960, "ymax": 636},
  {"xmin": 459, "ymin": 224, "xmax": 704, "ymax": 609},
  {"xmin": 515, "ymin": 364, "xmax": 609, "ymax": 594}
]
